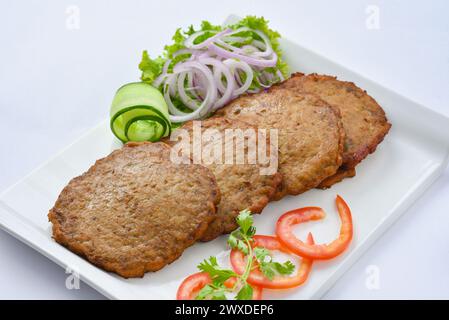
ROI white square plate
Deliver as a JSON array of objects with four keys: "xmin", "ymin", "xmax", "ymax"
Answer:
[{"xmin": 1, "ymin": 17, "xmax": 449, "ymax": 299}]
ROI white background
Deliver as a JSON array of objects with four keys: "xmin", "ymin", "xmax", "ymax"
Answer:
[{"xmin": 0, "ymin": 0, "xmax": 448, "ymax": 299}]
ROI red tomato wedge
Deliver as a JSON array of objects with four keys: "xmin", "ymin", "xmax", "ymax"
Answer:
[
  {"xmin": 230, "ymin": 234, "xmax": 314, "ymax": 289},
  {"xmin": 176, "ymin": 272, "xmax": 263, "ymax": 300},
  {"xmin": 276, "ymin": 195, "xmax": 353, "ymax": 260}
]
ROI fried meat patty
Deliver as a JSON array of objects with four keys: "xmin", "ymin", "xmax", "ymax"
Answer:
[
  {"xmin": 279, "ymin": 73, "xmax": 391, "ymax": 187},
  {"xmin": 216, "ymin": 87, "xmax": 344, "ymax": 200},
  {"xmin": 166, "ymin": 118, "xmax": 282, "ymax": 241},
  {"xmin": 48, "ymin": 142, "xmax": 220, "ymax": 278}
]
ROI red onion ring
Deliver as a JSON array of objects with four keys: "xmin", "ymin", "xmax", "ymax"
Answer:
[
  {"xmin": 177, "ymin": 72, "xmax": 201, "ymax": 111},
  {"xmin": 223, "ymin": 59, "xmax": 254, "ymax": 96},
  {"xmin": 208, "ymin": 43, "xmax": 277, "ymax": 68},
  {"xmin": 168, "ymin": 61, "xmax": 217, "ymax": 122},
  {"xmin": 199, "ymin": 57, "xmax": 235, "ymax": 110},
  {"xmin": 155, "ymin": 26, "xmax": 284, "ymax": 122},
  {"xmin": 184, "ymin": 29, "xmax": 232, "ymax": 50}
]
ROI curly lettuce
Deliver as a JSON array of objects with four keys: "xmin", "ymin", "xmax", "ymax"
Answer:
[{"xmin": 138, "ymin": 51, "xmax": 164, "ymax": 84}]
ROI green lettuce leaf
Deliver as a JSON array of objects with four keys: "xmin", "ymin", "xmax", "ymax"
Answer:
[
  {"xmin": 138, "ymin": 50, "xmax": 164, "ymax": 84},
  {"xmin": 163, "ymin": 28, "xmax": 187, "ymax": 59}
]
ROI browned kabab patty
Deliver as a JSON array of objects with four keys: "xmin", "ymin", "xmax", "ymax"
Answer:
[
  {"xmin": 166, "ymin": 117, "xmax": 282, "ymax": 241},
  {"xmin": 48, "ymin": 142, "xmax": 220, "ymax": 278},
  {"xmin": 216, "ymin": 85, "xmax": 344, "ymax": 200},
  {"xmin": 279, "ymin": 73, "xmax": 391, "ymax": 187}
]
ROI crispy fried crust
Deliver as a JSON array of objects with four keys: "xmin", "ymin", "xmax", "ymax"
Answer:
[
  {"xmin": 48, "ymin": 142, "xmax": 220, "ymax": 278},
  {"xmin": 165, "ymin": 118, "xmax": 282, "ymax": 241},
  {"xmin": 281, "ymin": 73, "xmax": 391, "ymax": 187},
  {"xmin": 216, "ymin": 87, "xmax": 344, "ymax": 200},
  {"xmin": 318, "ymin": 167, "xmax": 356, "ymax": 189}
]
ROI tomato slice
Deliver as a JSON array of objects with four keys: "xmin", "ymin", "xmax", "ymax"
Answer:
[
  {"xmin": 230, "ymin": 234, "xmax": 314, "ymax": 289},
  {"xmin": 177, "ymin": 272, "xmax": 263, "ymax": 300},
  {"xmin": 177, "ymin": 272, "xmax": 212, "ymax": 300},
  {"xmin": 276, "ymin": 195, "xmax": 353, "ymax": 260}
]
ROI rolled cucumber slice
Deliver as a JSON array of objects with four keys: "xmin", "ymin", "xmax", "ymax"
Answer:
[{"xmin": 110, "ymin": 82, "xmax": 171, "ymax": 143}]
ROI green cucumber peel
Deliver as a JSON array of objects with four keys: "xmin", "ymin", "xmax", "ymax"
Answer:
[{"xmin": 110, "ymin": 82, "xmax": 171, "ymax": 143}]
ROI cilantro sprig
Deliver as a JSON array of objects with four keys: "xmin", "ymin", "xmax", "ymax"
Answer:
[
  {"xmin": 194, "ymin": 209, "xmax": 295, "ymax": 300},
  {"xmin": 254, "ymin": 247, "xmax": 295, "ymax": 280},
  {"xmin": 228, "ymin": 209, "xmax": 256, "ymax": 255}
]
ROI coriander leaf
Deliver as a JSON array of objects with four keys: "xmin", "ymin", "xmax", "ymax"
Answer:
[
  {"xmin": 228, "ymin": 231, "xmax": 249, "ymax": 254},
  {"xmin": 195, "ymin": 284, "xmax": 214, "ymax": 300},
  {"xmin": 235, "ymin": 283, "xmax": 253, "ymax": 300},
  {"xmin": 254, "ymin": 246, "xmax": 295, "ymax": 280},
  {"xmin": 228, "ymin": 209, "xmax": 257, "ymax": 254},
  {"xmin": 195, "ymin": 284, "xmax": 227, "ymax": 300},
  {"xmin": 247, "ymin": 226, "xmax": 256, "ymax": 237},
  {"xmin": 272, "ymin": 260, "xmax": 295, "ymax": 275},
  {"xmin": 236, "ymin": 209, "xmax": 254, "ymax": 236},
  {"xmin": 257, "ymin": 257, "xmax": 296, "ymax": 280},
  {"xmin": 198, "ymin": 255, "xmax": 219, "ymax": 270},
  {"xmin": 197, "ymin": 256, "xmax": 236, "ymax": 283},
  {"xmin": 227, "ymin": 230, "xmax": 249, "ymax": 255},
  {"xmin": 259, "ymin": 263, "xmax": 276, "ymax": 280},
  {"xmin": 254, "ymin": 247, "xmax": 270, "ymax": 263},
  {"xmin": 211, "ymin": 290, "xmax": 227, "ymax": 300}
]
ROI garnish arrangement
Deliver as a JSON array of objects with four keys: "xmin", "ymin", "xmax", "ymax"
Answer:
[
  {"xmin": 110, "ymin": 16, "xmax": 289, "ymax": 143},
  {"xmin": 177, "ymin": 196, "xmax": 353, "ymax": 300}
]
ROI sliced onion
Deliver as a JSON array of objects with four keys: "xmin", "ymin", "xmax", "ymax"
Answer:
[
  {"xmin": 163, "ymin": 74, "xmax": 183, "ymax": 116},
  {"xmin": 257, "ymin": 71, "xmax": 275, "ymax": 88},
  {"xmin": 241, "ymin": 45, "xmax": 260, "ymax": 55},
  {"xmin": 208, "ymin": 43, "xmax": 277, "ymax": 68},
  {"xmin": 160, "ymin": 49, "xmax": 197, "ymax": 77},
  {"xmin": 199, "ymin": 57, "xmax": 234, "ymax": 110},
  {"xmin": 192, "ymin": 70, "xmax": 208, "ymax": 99},
  {"xmin": 173, "ymin": 48, "xmax": 197, "ymax": 58},
  {"xmin": 177, "ymin": 72, "xmax": 201, "ymax": 111},
  {"xmin": 169, "ymin": 61, "xmax": 217, "ymax": 122},
  {"xmin": 252, "ymin": 40, "xmax": 267, "ymax": 51},
  {"xmin": 186, "ymin": 72, "xmax": 202, "ymax": 101},
  {"xmin": 184, "ymin": 29, "xmax": 232, "ymax": 50},
  {"xmin": 220, "ymin": 36, "xmax": 250, "ymax": 44},
  {"xmin": 248, "ymin": 30, "xmax": 274, "ymax": 57},
  {"xmin": 162, "ymin": 58, "xmax": 171, "ymax": 75},
  {"xmin": 153, "ymin": 73, "xmax": 169, "ymax": 88},
  {"xmin": 276, "ymin": 69, "xmax": 285, "ymax": 81},
  {"xmin": 221, "ymin": 27, "xmax": 274, "ymax": 58},
  {"xmin": 223, "ymin": 59, "xmax": 254, "ymax": 96},
  {"xmin": 153, "ymin": 26, "xmax": 284, "ymax": 122}
]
